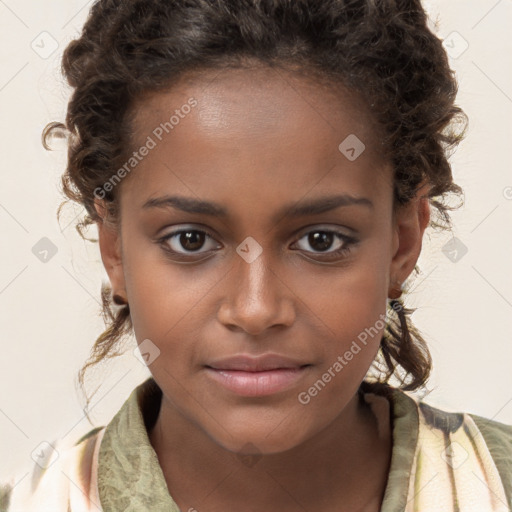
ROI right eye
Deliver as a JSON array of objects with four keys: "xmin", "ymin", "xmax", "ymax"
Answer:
[{"xmin": 158, "ymin": 227, "xmax": 221, "ymax": 257}]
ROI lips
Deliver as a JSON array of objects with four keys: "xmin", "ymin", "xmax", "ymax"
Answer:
[
  {"xmin": 205, "ymin": 354, "xmax": 311, "ymax": 396},
  {"xmin": 206, "ymin": 354, "xmax": 309, "ymax": 372}
]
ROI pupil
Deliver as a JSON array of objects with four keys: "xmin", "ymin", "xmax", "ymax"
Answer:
[
  {"xmin": 309, "ymin": 232, "xmax": 332, "ymax": 252},
  {"xmin": 181, "ymin": 231, "xmax": 204, "ymax": 251}
]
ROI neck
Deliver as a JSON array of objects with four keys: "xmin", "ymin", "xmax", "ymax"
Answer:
[{"xmin": 149, "ymin": 389, "xmax": 392, "ymax": 512}]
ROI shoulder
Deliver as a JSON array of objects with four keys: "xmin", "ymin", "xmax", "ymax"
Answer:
[
  {"xmin": 418, "ymin": 396, "xmax": 512, "ymax": 447},
  {"xmin": 416, "ymin": 397, "xmax": 512, "ymax": 508},
  {"xmin": 0, "ymin": 484, "xmax": 11, "ymax": 512},
  {"xmin": 0, "ymin": 426, "xmax": 105, "ymax": 512},
  {"xmin": 469, "ymin": 412, "xmax": 512, "ymax": 502},
  {"xmin": 1, "ymin": 378, "xmax": 157, "ymax": 512},
  {"xmin": 379, "ymin": 384, "xmax": 512, "ymax": 509},
  {"xmin": 469, "ymin": 412, "xmax": 512, "ymax": 447},
  {"xmin": 415, "ymin": 396, "xmax": 512, "ymax": 461}
]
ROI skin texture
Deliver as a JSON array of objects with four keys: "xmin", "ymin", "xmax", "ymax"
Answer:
[{"xmin": 95, "ymin": 66, "xmax": 430, "ymax": 511}]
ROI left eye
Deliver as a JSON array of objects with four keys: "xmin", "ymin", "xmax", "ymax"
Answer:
[{"xmin": 293, "ymin": 230, "xmax": 355, "ymax": 255}]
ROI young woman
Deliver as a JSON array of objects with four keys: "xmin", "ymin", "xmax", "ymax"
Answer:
[{"xmin": 2, "ymin": 0, "xmax": 511, "ymax": 511}]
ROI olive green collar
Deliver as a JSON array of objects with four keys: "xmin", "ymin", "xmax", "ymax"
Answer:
[{"xmin": 97, "ymin": 378, "xmax": 180, "ymax": 510}]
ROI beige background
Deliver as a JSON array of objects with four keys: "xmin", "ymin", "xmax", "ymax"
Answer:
[{"xmin": 0, "ymin": 0, "xmax": 511, "ymax": 483}]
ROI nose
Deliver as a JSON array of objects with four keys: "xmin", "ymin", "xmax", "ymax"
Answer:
[{"xmin": 217, "ymin": 249, "xmax": 296, "ymax": 336}]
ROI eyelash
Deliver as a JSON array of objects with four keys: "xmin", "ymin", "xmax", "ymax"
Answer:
[{"xmin": 157, "ymin": 226, "xmax": 358, "ymax": 261}]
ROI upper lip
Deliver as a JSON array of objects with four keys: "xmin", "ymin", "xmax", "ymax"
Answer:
[{"xmin": 206, "ymin": 354, "xmax": 309, "ymax": 372}]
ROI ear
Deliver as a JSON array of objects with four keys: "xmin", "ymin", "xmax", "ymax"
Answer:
[
  {"xmin": 389, "ymin": 183, "xmax": 431, "ymax": 287},
  {"xmin": 94, "ymin": 199, "xmax": 126, "ymax": 299}
]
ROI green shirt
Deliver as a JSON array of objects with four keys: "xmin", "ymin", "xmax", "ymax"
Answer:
[{"xmin": 2, "ymin": 377, "xmax": 512, "ymax": 511}]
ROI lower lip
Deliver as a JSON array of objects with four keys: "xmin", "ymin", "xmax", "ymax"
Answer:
[{"xmin": 205, "ymin": 366, "xmax": 310, "ymax": 397}]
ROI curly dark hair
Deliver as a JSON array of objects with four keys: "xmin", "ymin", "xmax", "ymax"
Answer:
[{"xmin": 43, "ymin": 0, "xmax": 467, "ymax": 406}]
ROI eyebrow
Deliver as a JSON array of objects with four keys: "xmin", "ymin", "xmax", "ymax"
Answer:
[{"xmin": 142, "ymin": 193, "xmax": 374, "ymax": 223}]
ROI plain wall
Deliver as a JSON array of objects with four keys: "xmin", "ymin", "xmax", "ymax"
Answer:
[{"xmin": 0, "ymin": 0, "xmax": 511, "ymax": 483}]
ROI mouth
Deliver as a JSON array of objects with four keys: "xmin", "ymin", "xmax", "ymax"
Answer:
[{"xmin": 204, "ymin": 354, "xmax": 312, "ymax": 396}]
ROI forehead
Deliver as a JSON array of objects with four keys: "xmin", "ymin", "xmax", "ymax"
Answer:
[{"xmin": 121, "ymin": 66, "xmax": 392, "ymax": 215}]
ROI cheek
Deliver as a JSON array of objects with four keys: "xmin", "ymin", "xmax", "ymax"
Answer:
[
  {"xmin": 310, "ymin": 248, "xmax": 389, "ymax": 330},
  {"xmin": 296, "ymin": 270, "xmax": 389, "ymax": 415},
  {"xmin": 122, "ymin": 238, "xmax": 221, "ymax": 347},
  {"xmin": 302, "ymin": 241, "xmax": 391, "ymax": 371}
]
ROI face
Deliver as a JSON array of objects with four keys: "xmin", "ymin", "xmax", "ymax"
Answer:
[{"xmin": 96, "ymin": 66, "xmax": 429, "ymax": 455}]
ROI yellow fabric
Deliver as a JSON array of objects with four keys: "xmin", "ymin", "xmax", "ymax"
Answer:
[{"xmin": 404, "ymin": 402, "xmax": 510, "ymax": 511}]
